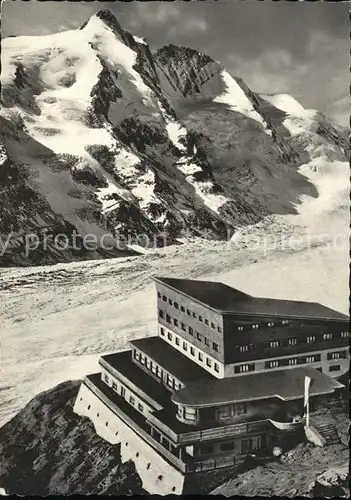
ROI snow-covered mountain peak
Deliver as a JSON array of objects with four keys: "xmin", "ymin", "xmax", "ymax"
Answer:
[{"xmin": 0, "ymin": 9, "xmax": 348, "ymax": 266}]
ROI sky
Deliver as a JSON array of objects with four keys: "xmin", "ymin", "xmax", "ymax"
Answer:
[{"xmin": 2, "ymin": 0, "xmax": 349, "ymax": 125}]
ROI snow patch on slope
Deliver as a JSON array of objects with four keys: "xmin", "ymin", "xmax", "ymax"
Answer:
[
  {"xmin": 161, "ymin": 108, "xmax": 229, "ymax": 214},
  {"xmin": 214, "ymin": 70, "xmax": 272, "ymax": 135},
  {"xmin": 263, "ymin": 93, "xmax": 317, "ymax": 137}
]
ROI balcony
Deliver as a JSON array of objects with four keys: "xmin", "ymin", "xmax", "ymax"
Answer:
[{"xmin": 147, "ymin": 408, "xmax": 270, "ymax": 445}]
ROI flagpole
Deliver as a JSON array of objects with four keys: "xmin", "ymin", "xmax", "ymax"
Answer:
[{"xmin": 304, "ymin": 376, "xmax": 311, "ymax": 427}]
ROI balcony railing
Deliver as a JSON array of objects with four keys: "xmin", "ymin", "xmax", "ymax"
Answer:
[{"xmin": 177, "ymin": 419, "xmax": 269, "ymax": 444}]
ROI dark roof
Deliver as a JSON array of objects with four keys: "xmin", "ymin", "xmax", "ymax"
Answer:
[
  {"xmin": 100, "ymin": 350, "xmax": 170, "ymax": 407},
  {"xmin": 129, "ymin": 336, "xmax": 214, "ymax": 384},
  {"xmin": 172, "ymin": 367, "xmax": 344, "ymax": 407},
  {"xmin": 154, "ymin": 277, "xmax": 348, "ymax": 321}
]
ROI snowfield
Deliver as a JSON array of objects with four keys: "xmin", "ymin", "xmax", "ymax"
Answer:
[{"xmin": 1, "ymin": 152, "xmax": 349, "ymax": 426}]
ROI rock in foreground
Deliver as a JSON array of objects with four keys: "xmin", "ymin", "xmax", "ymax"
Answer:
[{"xmin": 0, "ymin": 381, "xmax": 144, "ymax": 495}]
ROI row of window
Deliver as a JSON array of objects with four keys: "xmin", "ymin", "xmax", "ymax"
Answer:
[
  {"xmin": 200, "ymin": 436, "xmax": 261, "ymax": 455},
  {"xmin": 236, "ymin": 330, "xmax": 349, "ymax": 352},
  {"xmin": 237, "ymin": 320, "xmax": 290, "ymax": 331},
  {"xmin": 218, "ymin": 402, "xmax": 247, "ymax": 418},
  {"xmin": 103, "ymin": 373, "xmax": 145, "ymax": 413},
  {"xmin": 134, "ymin": 349, "xmax": 183, "ymax": 389},
  {"xmin": 160, "ymin": 327, "xmax": 220, "ymax": 373},
  {"xmin": 159, "ymin": 314, "xmax": 220, "ymax": 353},
  {"xmin": 234, "ymin": 350, "xmax": 347, "ymax": 373},
  {"xmin": 158, "ymin": 292, "xmax": 222, "ymax": 332},
  {"xmin": 265, "ymin": 354, "xmax": 322, "ymax": 369}
]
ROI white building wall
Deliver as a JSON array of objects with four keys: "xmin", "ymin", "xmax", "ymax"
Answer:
[
  {"xmin": 158, "ymin": 324, "xmax": 225, "ymax": 378},
  {"xmin": 100, "ymin": 369, "xmax": 156, "ymax": 417},
  {"xmin": 74, "ymin": 383, "xmax": 185, "ymax": 495}
]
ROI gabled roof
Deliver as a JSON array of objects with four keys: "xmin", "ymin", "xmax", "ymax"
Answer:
[
  {"xmin": 154, "ymin": 277, "xmax": 349, "ymax": 321},
  {"xmin": 172, "ymin": 367, "xmax": 344, "ymax": 407}
]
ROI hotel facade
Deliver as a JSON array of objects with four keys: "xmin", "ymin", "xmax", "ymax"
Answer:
[{"xmin": 74, "ymin": 278, "xmax": 349, "ymax": 494}]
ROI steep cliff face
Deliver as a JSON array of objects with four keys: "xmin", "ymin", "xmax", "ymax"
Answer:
[
  {"xmin": 1, "ymin": 9, "xmax": 348, "ymax": 265},
  {"xmin": 0, "ymin": 381, "xmax": 145, "ymax": 495}
]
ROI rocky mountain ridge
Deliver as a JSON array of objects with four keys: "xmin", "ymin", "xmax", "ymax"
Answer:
[
  {"xmin": 1, "ymin": 9, "xmax": 348, "ymax": 265},
  {"xmin": 0, "ymin": 380, "xmax": 348, "ymax": 496}
]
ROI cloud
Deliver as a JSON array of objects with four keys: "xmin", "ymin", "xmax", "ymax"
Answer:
[{"xmin": 2, "ymin": 0, "xmax": 348, "ymax": 124}]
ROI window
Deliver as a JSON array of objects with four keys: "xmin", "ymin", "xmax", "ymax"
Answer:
[
  {"xmin": 267, "ymin": 322, "xmax": 275, "ymax": 327},
  {"xmin": 200, "ymin": 443, "xmax": 214, "ymax": 455},
  {"xmin": 213, "ymin": 342, "xmax": 219, "ymax": 352},
  {"xmin": 134, "ymin": 350, "xmax": 140, "ymax": 360},
  {"xmin": 183, "ymin": 341, "xmax": 187, "ymax": 351},
  {"xmin": 238, "ymin": 326, "xmax": 243, "ymax": 331},
  {"xmin": 270, "ymin": 340, "xmax": 280, "ymax": 348},
  {"xmin": 129, "ymin": 396, "xmax": 135, "ymax": 405},
  {"xmin": 235, "ymin": 363, "xmax": 255, "ymax": 374},
  {"xmin": 323, "ymin": 333, "xmax": 333, "ymax": 340},
  {"xmin": 268, "ymin": 360, "xmax": 279, "ymax": 369},
  {"xmin": 146, "ymin": 359, "xmax": 151, "ymax": 369},
  {"xmin": 112, "ymin": 382, "xmax": 118, "ymax": 391},
  {"xmin": 233, "ymin": 403, "xmax": 246, "ymax": 415},
  {"xmin": 282, "ymin": 320, "xmax": 289, "ymax": 325},
  {"xmin": 196, "ymin": 332, "xmax": 202, "ymax": 341},
  {"xmin": 288, "ymin": 338, "xmax": 297, "ymax": 346},
  {"xmin": 159, "ymin": 309, "xmax": 164, "ymax": 318},
  {"xmin": 221, "ymin": 441, "xmax": 235, "ymax": 451},
  {"xmin": 204, "ymin": 337, "xmax": 210, "ymax": 346},
  {"xmin": 329, "ymin": 365, "xmax": 340, "ymax": 372},
  {"xmin": 307, "ymin": 336, "xmax": 316, "ymax": 343},
  {"xmin": 190, "ymin": 347, "xmax": 195, "ymax": 356},
  {"xmin": 252, "ymin": 324, "xmax": 259, "ymax": 329},
  {"xmin": 239, "ymin": 345, "xmax": 249, "ymax": 352},
  {"xmin": 168, "ymin": 298, "xmax": 173, "ymax": 305},
  {"xmin": 157, "ymin": 292, "xmax": 161, "ymax": 298},
  {"xmin": 214, "ymin": 363, "xmax": 219, "ymax": 373},
  {"xmin": 198, "ymin": 352, "xmax": 203, "ymax": 361},
  {"xmin": 162, "ymin": 295, "xmax": 167, "ymax": 301},
  {"xmin": 166, "ymin": 314, "xmax": 171, "ymax": 323},
  {"xmin": 160, "ymin": 327, "xmax": 165, "ymax": 336},
  {"xmin": 104, "ymin": 373, "xmax": 109, "ymax": 383},
  {"xmin": 173, "ymin": 318, "xmax": 178, "ymax": 327},
  {"xmin": 167, "ymin": 374, "xmax": 174, "ymax": 388},
  {"xmin": 306, "ymin": 356, "xmax": 316, "ymax": 363},
  {"xmin": 184, "ymin": 407, "xmax": 197, "ymax": 420},
  {"xmin": 341, "ymin": 331, "xmax": 349, "ymax": 338},
  {"xmin": 205, "ymin": 319, "xmax": 209, "ymax": 325},
  {"xmin": 180, "ymin": 306, "xmax": 185, "ymax": 312},
  {"xmin": 181, "ymin": 322, "xmax": 186, "ymax": 331},
  {"xmin": 186, "ymin": 309, "xmax": 191, "ymax": 315},
  {"xmin": 140, "ymin": 354, "xmax": 145, "ymax": 364},
  {"xmin": 174, "ymin": 302, "xmax": 179, "ymax": 309},
  {"xmin": 138, "ymin": 403, "xmax": 144, "ymax": 412},
  {"xmin": 327, "ymin": 351, "xmax": 346, "ymax": 360},
  {"xmin": 211, "ymin": 322, "xmax": 215, "ymax": 329},
  {"xmin": 288, "ymin": 358, "xmax": 297, "ymax": 366},
  {"xmin": 206, "ymin": 357, "xmax": 212, "ymax": 367},
  {"xmin": 193, "ymin": 312, "xmax": 197, "ymax": 318},
  {"xmin": 157, "ymin": 366, "xmax": 163, "ymax": 378},
  {"xmin": 151, "ymin": 364, "xmax": 157, "ymax": 374},
  {"xmin": 175, "ymin": 336, "xmax": 180, "ymax": 346},
  {"xmin": 199, "ymin": 315, "xmax": 203, "ymax": 322},
  {"xmin": 167, "ymin": 332, "xmax": 172, "ymax": 341},
  {"xmin": 86, "ymin": 404, "xmax": 90, "ymax": 410},
  {"xmin": 189, "ymin": 326, "xmax": 194, "ymax": 336},
  {"xmin": 218, "ymin": 326, "xmax": 222, "ymax": 333}
]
